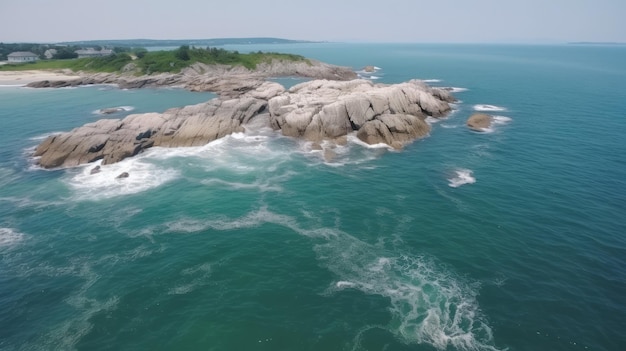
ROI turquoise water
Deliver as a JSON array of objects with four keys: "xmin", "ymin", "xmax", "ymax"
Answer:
[{"xmin": 1, "ymin": 44, "xmax": 625, "ymax": 351}]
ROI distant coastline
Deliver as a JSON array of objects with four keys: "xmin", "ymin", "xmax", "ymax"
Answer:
[
  {"xmin": 568, "ymin": 41, "xmax": 626, "ymax": 46},
  {"xmin": 57, "ymin": 37, "xmax": 322, "ymax": 48}
]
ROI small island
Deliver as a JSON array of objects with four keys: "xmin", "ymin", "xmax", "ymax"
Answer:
[{"xmin": 1, "ymin": 44, "xmax": 456, "ymax": 168}]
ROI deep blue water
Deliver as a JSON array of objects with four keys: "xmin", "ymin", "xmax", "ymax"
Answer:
[{"xmin": 1, "ymin": 44, "xmax": 625, "ymax": 351}]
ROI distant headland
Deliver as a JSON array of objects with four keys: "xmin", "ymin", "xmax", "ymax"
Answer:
[{"xmin": 567, "ymin": 41, "xmax": 626, "ymax": 46}]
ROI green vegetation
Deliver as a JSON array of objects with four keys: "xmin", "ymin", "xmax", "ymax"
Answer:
[
  {"xmin": 139, "ymin": 46, "xmax": 308, "ymax": 73},
  {"xmin": 0, "ymin": 46, "xmax": 308, "ymax": 74}
]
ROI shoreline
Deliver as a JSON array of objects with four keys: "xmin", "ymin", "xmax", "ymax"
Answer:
[{"xmin": 0, "ymin": 70, "xmax": 82, "ymax": 86}]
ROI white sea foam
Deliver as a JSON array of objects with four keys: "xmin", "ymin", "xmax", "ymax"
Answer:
[
  {"xmin": 493, "ymin": 115, "xmax": 513, "ymax": 124},
  {"xmin": 66, "ymin": 158, "xmax": 180, "ymax": 200},
  {"xmin": 445, "ymin": 87, "xmax": 468, "ymax": 93},
  {"xmin": 425, "ymin": 116, "xmax": 442, "ymax": 125},
  {"xmin": 448, "ymin": 169, "xmax": 476, "ymax": 188},
  {"xmin": 16, "ymin": 259, "xmax": 119, "ymax": 351},
  {"xmin": 357, "ymin": 73, "xmax": 382, "ymax": 81},
  {"xmin": 164, "ymin": 206, "xmax": 338, "ymax": 239},
  {"xmin": 0, "ymin": 167, "xmax": 20, "ymax": 188},
  {"xmin": 440, "ymin": 124, "xmax": 459, "ymax": 129},
  {"xmin": 0, "ymin": 228, "xmax": 25, "ymax": 249},
  {"xmin": 336, "ymin": 281, "xmax": 357, "ymax": 289},
  {"xmin": 201, "ymin": 178, "xmax": 284, "ymax": 192},
  {"xmin": 168, "ymin": 262, "xmax": 213, "ymax": 295},
  {"xmin": 28, "ymin": 131, "xmax": 64, "ymax": 141},
  {"xmin": 345, "ymin": 134, "xmax": 393, "ymax": 151},
  {"xmin": 423, "ymin": 79, "xmax": 442, "ymax": 83},
  {"xmin": 318, "ymin": 234, "xmax": 501, "ymax": 351},
  {"xmin": 297, "ymin": 135, "xmax": 391, "ymax": 168},
  {"xmin": 159, "ymin": 204, "xmax": 500, "ymax": 350},
  {"xmin": 473, "ymin": 104, "xmax": 507, "ymax": 112},
  {"xmin": 479, "ymin": 116, "xmax": 513, "ymax": 134}
]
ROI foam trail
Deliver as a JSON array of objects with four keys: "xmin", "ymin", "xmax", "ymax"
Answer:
[
  {"xmin": 168, "ymin": 262, "xmax": 213, "ymax": 295},
  {"xmin": 0, "ymin": 228, "xmax": 25, "ymax": 249},
  {"xmin": 159, "ymin": 206, "xmax": 501, "ymax": 350},
  {"xmin": 24, "ymin": 261, "xmax": 119, "ymax": 351},
  {"xmin": 424, "ymin": 79, "xmax": 442, "ymax": 83},
  {"xmin": 448, "ymin": 169, "xmax": 476, "ymax": 188},
  {"xmin": 473, "ymin": 104, "xmax": 507, "ymax": 112},
  {"xmin": 492, "ymin": 116, "xmax": 513, "ymax": 124},
  {"xmin": 318, "ymin": 234, "xmax": 502, "ymax": 351}
]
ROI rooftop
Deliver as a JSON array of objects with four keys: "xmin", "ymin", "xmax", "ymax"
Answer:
[{"xmin": 8, "ymin": 51, "xmax": 38, "ymax": 57}]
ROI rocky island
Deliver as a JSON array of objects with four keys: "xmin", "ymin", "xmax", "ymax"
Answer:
[{"xmin": 29, "ymin": 57, "xmax": 455, "ymax": 169}]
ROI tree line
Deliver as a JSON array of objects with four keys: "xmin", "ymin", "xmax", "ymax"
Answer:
[{"xmin": 0, "ymin": 43, "xmax": 142, "ymax": 61}]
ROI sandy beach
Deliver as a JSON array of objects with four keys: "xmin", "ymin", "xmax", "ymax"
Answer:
[{"xmin": 0, "ymin": 70, "xmax": 81, "ymax": 86}]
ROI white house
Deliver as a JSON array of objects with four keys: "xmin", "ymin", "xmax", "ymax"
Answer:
[
  {"xmin": 7, "ymin": 52, "xmax": 38, "ymax": 63},
  {"xmin": 75, "ymin": 49, "xmax": 113, "ymax": 58},
  {"xmin": 44, "ymin": 49, "xmax": 57, "ymax": 59}
]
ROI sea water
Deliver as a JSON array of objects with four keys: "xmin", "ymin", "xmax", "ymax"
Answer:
[{"xmin": 1, "ymin": 44, "xmax": 625, "ymax": 351}]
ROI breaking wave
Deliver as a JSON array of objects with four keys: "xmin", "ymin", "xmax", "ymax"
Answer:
[
  {"xmin": 473, "ymin": 104, "xmax": 507, "ymax": 112},
  {"xmin": 448, "ymin": 169, "xmax": 476, "ymax": 188},
  {"xmin": 65, "ymin": 158, "xmax": 180, "ymax": 200}
]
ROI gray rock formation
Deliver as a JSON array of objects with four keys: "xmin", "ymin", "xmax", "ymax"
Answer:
[
  {"xmin": 466, "ymin": 113, "xmax": 493, "ymax": 131},
  {"xmin": 268, "ymin": 79, "xmax": 451, "ymax": 147},
  {"xmin": 34, "ymin": 92, "xmax": 272, "ymax": 168},
  {"xmin": 26, "ymin": 59, "xmax": 357, "ymax": 95},
  {"xmin": 363, "ymin": 66, "xmax": 376, "ymax": 73},
  {"xmin": 98, "ymin": 107, "xmax": 126, "ymax": 115},
  {"xmin": 33, "ymin": 79, "xmax": 454, "ymax": 168}
]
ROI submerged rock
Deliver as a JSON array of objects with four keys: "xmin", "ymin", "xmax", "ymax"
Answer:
[
  {"xmin": 466, "ymin": 113, "xmax": 493, "ymax": 131},
  {"xmin": 99, "ymin": 107, "xmax": 126, "ymax": 115},
  {"xmin": 90, "ymin": 165, "xmax": 101, "ymax": 174},
  {"xmin": 116, "ymin": 172, "xmax": 129, "ymax": 179}
]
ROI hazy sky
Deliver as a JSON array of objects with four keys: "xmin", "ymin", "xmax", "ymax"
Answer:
[{"xmin": 1, "ymin": 0, "xmax": 624, "ymax": 43}]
